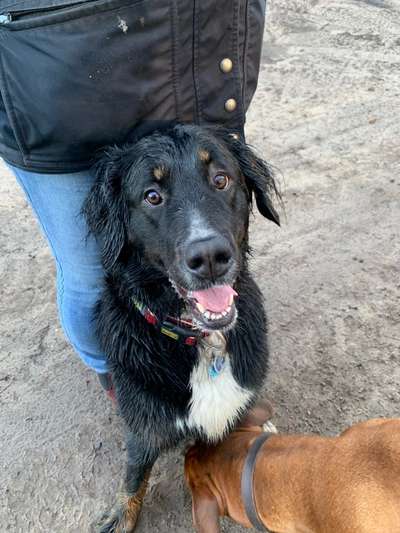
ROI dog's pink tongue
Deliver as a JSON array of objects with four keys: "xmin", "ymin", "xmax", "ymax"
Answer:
[{"xmin": 191, "ymin": 285, "xmax": 237, "ymax": 313}]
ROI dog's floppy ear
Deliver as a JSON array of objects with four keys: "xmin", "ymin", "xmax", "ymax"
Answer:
[
  {"xmin": 83, "ymin": 148, "xmax": 129, "ymax": 270},
  {"xmin": 216, "ymin": 130, "xmax": 280, "ymax": 225},
  {"xmin": 191, "ymin": 486, "xmax": 221, "ymax": 533},
  {"xmin": 185, "ymin": 449, "xmax": 221, "ymax": 533}
]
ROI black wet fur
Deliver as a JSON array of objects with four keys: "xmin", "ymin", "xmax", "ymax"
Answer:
[{"xmin": 83, "ymin": 124, "xmax": 280, "ymax": 529}]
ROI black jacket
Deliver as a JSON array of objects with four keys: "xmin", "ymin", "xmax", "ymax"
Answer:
[{"xmin": 0, "ymin": 0, "xmax": 266, "ymax": 173}]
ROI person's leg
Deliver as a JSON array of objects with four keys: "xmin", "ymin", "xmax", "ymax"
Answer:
[{"xmin": 8, "ymin": 163, "xmax": 108, "ymax": 374}]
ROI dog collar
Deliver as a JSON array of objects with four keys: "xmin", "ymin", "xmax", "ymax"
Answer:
[
  {"xmin": 132, "ymin": 298, "xmax": 209, "ymax": 346},
  {"xmin": 241, "ymin": 432, "xmax": 274, "ymax": 532}
]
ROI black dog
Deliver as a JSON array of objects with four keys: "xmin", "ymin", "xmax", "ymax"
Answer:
[{"xmin": 83, "ymin": 124, "xmax": 280, "ymax": 532}]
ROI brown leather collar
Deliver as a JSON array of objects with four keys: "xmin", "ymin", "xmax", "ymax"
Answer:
[{"xmin": 241, "ymin": 432, "xmax": 273, "ymax": 532}]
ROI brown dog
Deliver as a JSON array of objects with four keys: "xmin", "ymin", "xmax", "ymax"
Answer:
[{"xmin": 185, "ymin": 407, "xmax": 400, "ymax": 533}]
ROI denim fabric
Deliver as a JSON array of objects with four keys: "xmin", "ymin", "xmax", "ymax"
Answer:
[{"xmin": 9, "ymin": 163, "xmax": 108, "ymax": 373}]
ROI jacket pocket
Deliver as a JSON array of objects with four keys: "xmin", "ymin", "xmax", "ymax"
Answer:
[
  {"xmin": 0, "ymin": 0, "xmax": 179, "ymax": 169},
  {"xmin": 0, "ymin": 0, "xmax": 121, "ymax": 29}
]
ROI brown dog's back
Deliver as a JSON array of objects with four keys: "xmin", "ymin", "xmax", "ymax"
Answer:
[
  {"xmin": 254, "ymin": 418, "xmax": 400, "ymax": 532},
  {"xmin": 185, "ymin": 418, "xmax": 400, "ymax": 533}
]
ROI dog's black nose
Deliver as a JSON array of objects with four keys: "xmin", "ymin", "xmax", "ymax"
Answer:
[{"xmin": 185, "ymin": 237, "xmax": 232, "ymax": 279}]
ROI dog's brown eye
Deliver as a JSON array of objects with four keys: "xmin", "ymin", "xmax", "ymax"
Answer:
[
  {"xmin": 144, "ymin": 189, "xmax": 163, "ymax": 206},
  {"xmin": 212, "ymin": 173, "xmax": 230, "ymax": 190}
]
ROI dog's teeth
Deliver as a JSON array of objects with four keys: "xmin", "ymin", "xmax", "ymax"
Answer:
[
  {"xmin": 228, "ymin": 295, "xmax": 234, "ymax": 305},
  {"xmin": 226, "ymin": 306, "xmax": 231, "ymax": 313},
  {"xmin": 196, "ymin": 302, "xmax": 206, "ymax": 313},
  {"xmin": 203, "ymin": 310, "xmax": 227, "ymax": 321}
]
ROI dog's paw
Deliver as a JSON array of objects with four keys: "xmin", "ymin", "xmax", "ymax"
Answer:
[
  {"xmin": 97, "ymin": 490, "xmax": 146, "ymax": 533},
  {"xmin": 97, "ymin": 509, "xmax": 121, "ymax": 533},
  {"xmin": 262, "ymin": 421, "xmax": 278, "ymax": 434},
  {"xmin": 97, "ymin": 476, "xmax": 149, "ymax": 533},
  {"xmin": 97, "ymin": 505, "xmax": 139, "ymax": 533}
]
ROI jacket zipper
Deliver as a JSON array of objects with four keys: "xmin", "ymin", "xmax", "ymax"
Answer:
[{"xmin": 0, "ymin": 1, "xmax": 93, "ymax": 23}]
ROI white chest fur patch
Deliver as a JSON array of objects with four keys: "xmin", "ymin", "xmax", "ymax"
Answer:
[{"xmin": 186, "ymin": 337, "xmax": 253, "ymax": 441}]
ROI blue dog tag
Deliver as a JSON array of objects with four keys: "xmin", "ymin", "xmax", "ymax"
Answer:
[{"xmin": 208, "ymin": 355, "xmax": 226, "ymax": 379}]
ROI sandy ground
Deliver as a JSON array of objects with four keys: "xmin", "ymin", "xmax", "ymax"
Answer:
[{"xmin": 1, "ymin": 1, "xmax": 399, "ymax": 531}]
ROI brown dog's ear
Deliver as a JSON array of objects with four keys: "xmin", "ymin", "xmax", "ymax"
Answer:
[
  {"xmin": 185, "ymin": 448, "xmax": 221, "ymax": 532},
  {"xmin": 191, "ymin": 486, "xmax": 221, "ymax": 533},
  {"xmin": 213, "ymin": 129, "xmax": 281, "ymax": 225}
]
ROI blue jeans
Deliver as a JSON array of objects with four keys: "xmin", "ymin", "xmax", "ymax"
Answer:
[{"xmin": 9, "ymin": 164, "xmax": 108, "ymax": 373}]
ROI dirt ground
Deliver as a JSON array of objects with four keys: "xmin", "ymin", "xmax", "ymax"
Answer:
[{"xmin": 1, "ymin": 1, "xmax": 399, "ymax": 531}]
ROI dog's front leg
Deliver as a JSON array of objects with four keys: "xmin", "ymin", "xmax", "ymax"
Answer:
[{"xmin": 98, "ymin": 432, "xmax": 158, "ymax": 533}]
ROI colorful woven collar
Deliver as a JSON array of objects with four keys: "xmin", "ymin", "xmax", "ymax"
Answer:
[{"xmin": 132, "ymin": 297, "xmax": 209, "ymax": 346}]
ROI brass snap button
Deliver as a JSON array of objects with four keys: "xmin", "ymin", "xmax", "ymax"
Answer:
[
  {"xmin": 224, "ymin": 98, "xmax": 237, "ymax": 112},
  {"xmin": 220, "ymin": 58, "xmax": 233, "ymax": 73}
]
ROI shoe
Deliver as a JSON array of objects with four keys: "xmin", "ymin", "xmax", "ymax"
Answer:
[{"xmin": 97, "ymin": 372, "xmax": 116, "ymax": 403}]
